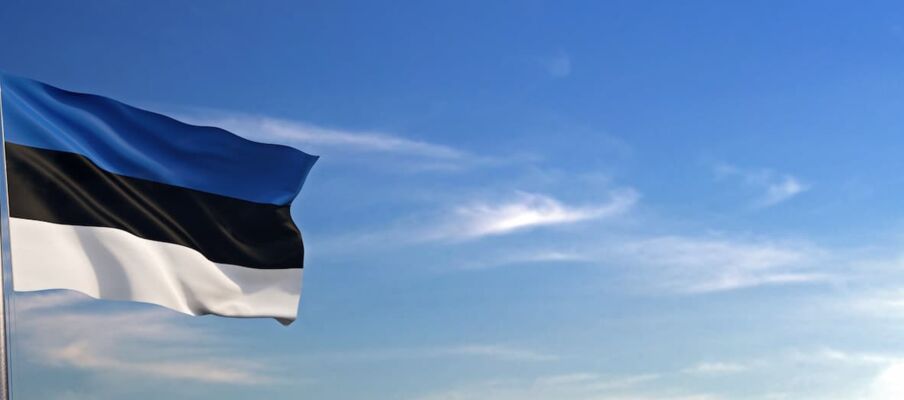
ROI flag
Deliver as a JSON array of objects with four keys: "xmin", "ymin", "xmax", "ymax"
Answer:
[{"xmin": 0, "ymin": 73, "xmax": 318, "ymax": 323}]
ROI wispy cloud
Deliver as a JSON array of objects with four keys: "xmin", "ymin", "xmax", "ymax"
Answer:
[
  {"xmin": 869, "ymin": 361, "xmax": 904, "ymax": 400},
  {"xmin": 542, "ymin": 51, "xmax": 572, "ymax": 78},
  {"xmin": 761, "ymin": 175, "xmax": 807, "ymax": 207},
  {"xmin": 409, "ymin": 348, "xmax": 904, "ymax": 400},
  {"xmin": 411, "ymin": 372, "xmax": 721, "ymax": 400},
  {"xmin": 225, "ymin": 115, "xmax": 466, "ymax": 159},
  {"xmin": 458, "ymin": 250, "xmax": 589, "ymax": 270},
  {"xmin": 674, "ymin": 348, "xmax": 904, "ymax": 399},
  {"xmin": 178, "ymin": 112, "xmax": 517, "ymax": 172},
  {"xmin": 437, "ymin": 344, "xmax": 558, "ymax": 361},
  {"xmin": 850, "ymin": 288, "xmax": 904, "ymax": 319},
  {"xmin": 778, "ymin": 348, "xmax": 904, "ymax": 400},
  {"xmin": 617, "ymin": 235, "xmax": 827, "ymax": 293},
  {"xmin": 14, "ymin": 291, "xmax": 276, "ymax": 385},
  {"xmin": 715, "ymin": 164, "xmax": 809, "ymax": 207},
  {"xmin": 694, "ymin": 348, "xmax": 902, "ymax": 371},
  {"xmin": 682, "ymin": 362, "xmax": 750, "ymax": 375},
  {"xmin": 789, "ymin": 347, "xmax": 899, "ymax": 366},
  {"xmin": 764, "ymin": 348, "xmax": 904, "ymax": 400},
  {"xmin": 535, "ymin": 372, "xmax": 659, "ymax": 391},
  {"xmin": 12, "ymin": 290, "xmax": 86, "ymax": 313},
  {"xmin": 429, "ymin": 190, "xmax": 638, "ymax": 241},
  {"xmin": 315, "ymin": 344, "xmax": 557, "ymax": 363}
]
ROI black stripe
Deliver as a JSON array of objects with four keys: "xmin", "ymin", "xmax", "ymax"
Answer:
[{"xmin": 6, "ymin": 143, "xmax": 303, "ymax": 269}]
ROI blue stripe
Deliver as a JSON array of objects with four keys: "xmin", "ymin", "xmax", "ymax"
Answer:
[{"xmin": 0, "ymin": 73, "xmax": 317, "ymax": 205}]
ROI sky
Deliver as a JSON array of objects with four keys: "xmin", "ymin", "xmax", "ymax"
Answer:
[{"xmin": 2, "ymin": 0, "xmax": 904, "ymax": 399}]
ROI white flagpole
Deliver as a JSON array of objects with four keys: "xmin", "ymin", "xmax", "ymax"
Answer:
[{"xmin": 0, "ymin": 81, "xmax": 14, "ymax": 400}]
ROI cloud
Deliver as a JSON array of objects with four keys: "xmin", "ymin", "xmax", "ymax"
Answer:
[
  {"xmin": 408, "ymin": 348, "xmax": 904, "ymax": 400},
  {"xmin": 458, "ymin": 250, "xmax": 590, "ymax": 270},
  {"xmin": 234, "ymin": 116, "xmax": 466, "ymax": 159},
  {"xmin": 868, "ymin": 361, "xmax": 904, "ymax": 400},
  {"xmin": 687, "ymin": 348, "xmax": 900, "ymax": 373},
  {"xmin": 850, "ymin": 288, "xmax": 904, "ymax": 319},
  {"xmin": 682, "ymin": 362, "xmax": 749, "ymax": 374},
  {"xmin": 536, "ymin": 373, "xmax": 659, "ymax": 391},
  {"xmin": 437, "ymin": 344, "xmax": 559, "ymax": 361},
  {"xmin": 786, "ymin": 348, "xmax": 904, "ymax": 400},
  {"xmin": 411, "ymin": 372, "xmax": 721, "ymax": 400},
  {"xmin": 761, "ymin": 175, "xmax": 807, "ymax": 206},
  {"xmin": 777, "ymin": 348, "xmax": 904, "ymax": 400},
  {"xmin": 790, "ymin": 348, "xmax": 898, "ymax": 366},
  {"xmin": 617, "ymin": 235, "xmax": 827, "ymax": 293},
  {"xmin": 429, "ymin": 190, "xmax": 638, "ymax": 240},
  {"xmin": 542, "ymin": 52, "xmax": 572, "ymax": 78},
  {"xmin": 13, "ymin": 291, "xmax": 275, "ymax": 385},
  {"xmin": 176, "ymin": 112, "xmax": 520, "ymax": 172},
  {"xmin": 315, "ymin": 344, "xmax": 557, "ymax": 363},
  {"xmin": 673, "ymin": 349, "xmax": 904, "ymax": 399},
  {"xmin": 177, "ymin": 112, "xmax": 555, "ymax": 172},
  {"xmin": 715, "ymin": 164, "xmax": 809, "ymax": 207},
  {"xmin": 12, "ymin": 290, "xmax": 87, "ymax": 313},
  {"xmin": 46, "ymin": 342, "xmax": 270, "ymax": 384},
  {"xmin": 534, "ymin": 373, "xmax": 601, "ymax": 385}
]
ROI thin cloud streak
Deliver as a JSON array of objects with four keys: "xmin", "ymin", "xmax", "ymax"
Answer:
[
  {"xmin": 681, "ymin": 348, "xmax": 903, "ymax": 375},
  {"xmin": 429, "ymin": 190, "xmax": 638, "ymax": 241},
  {"xmin": 682, "ymin": 362, "xmax": 749, "ymax": 374},
  {"xmin": 761, "ymin": 175, "xmax": 807, "ymax": 207},
  {"xmin": 542, "ymin": 51, "xmax": 572, "ymax": 78},
  {"xmin": 177, "ymin": 112, "xmax": 521, "ymax": 172},
  {"xmin": 314, "ymin": 344, "xmax": 557, "ymax": 363},
  {"xmin": 469, "ymin": 233, "xmax": 830, "ymax": 292},
  {"xmin": 850, "ymin": 289, "xmax": 904, "ymax": 319},
  {"xmin": 14, "ymin": 291, "xmax": 276, "ymax": 385},
  {"xmin": 458, "ymin": 250, "xmax": 590, "ymax": 270},
  {"xmin": 438, "ymin": 344, "xmax": 558, "ymax": 361},
  {"xmin": 618, "ymin": 235, "xmax": 828, "ymax": 293},
  {"xmin": 715, "ymin": 164, "xmax": 809, "ymax": 207},
  {"xmin": 411, "ymin": 348, "xmax": 904, "ymax": 400},
  {"xmin": 410, "ymin": 372, "xmax": 719, "ymax": 400},
  {"xmin": 12, "ymin": 290, "xmax": 87, "ymax": 313},
  {"xmin": 48, "ymin": 343, "xmax": 269, "ymax": 384},
  {"xmin": 790, "ymin": 348, "xmax": 899, "ymax": 366},
  {"xmin": 466, "ymin": 236, "xmax": 828, "ymax": 292},
  {"xmin": 247, "ymin": 116, "xmax": 465, "ymax": 159}
]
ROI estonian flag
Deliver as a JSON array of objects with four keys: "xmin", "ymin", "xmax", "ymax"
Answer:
[{"xmin": 0, "ymin": 73, "xmax": 318, "ymax": 324}]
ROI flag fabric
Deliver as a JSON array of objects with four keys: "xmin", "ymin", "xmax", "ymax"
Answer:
[{"xmin": 0, "ymin": 73, "xmax": 318, "ymax": 323}]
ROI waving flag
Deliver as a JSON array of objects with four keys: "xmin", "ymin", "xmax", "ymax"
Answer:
[{"xmin": 0, "ymin": 73, "xmax": 317, "ymax": 323}]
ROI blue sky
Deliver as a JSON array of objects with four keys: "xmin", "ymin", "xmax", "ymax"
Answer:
[{"xmin": 3, "ymin": 1, "xmax": 904, "ymax": 399}]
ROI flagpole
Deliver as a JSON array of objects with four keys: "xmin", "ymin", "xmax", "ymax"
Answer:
[{"xmin": 0, "ymin": 82, "xmax": 14, "ymax": 400}]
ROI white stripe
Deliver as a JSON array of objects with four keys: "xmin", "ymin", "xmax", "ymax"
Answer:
[{"xmin": 9, "ymin": 218, "xmax": 302, "ymax": 322}]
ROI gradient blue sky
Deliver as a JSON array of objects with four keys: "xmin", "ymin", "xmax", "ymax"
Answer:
[{"xmin": 3, "ymin": 1, "xmax": 904, "ymax": 399}]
